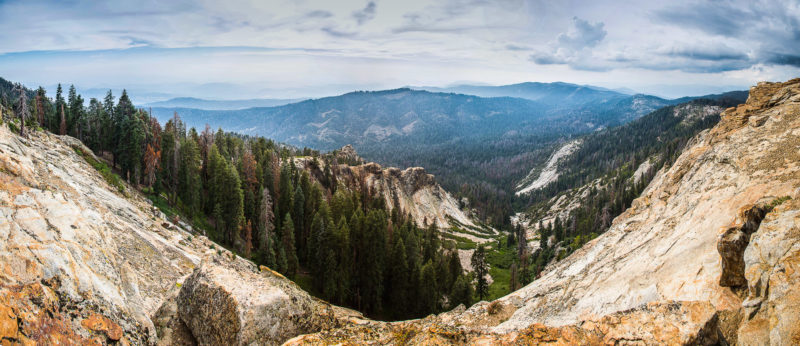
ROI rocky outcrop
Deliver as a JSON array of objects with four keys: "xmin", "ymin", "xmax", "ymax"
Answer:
[
  {"xmin": 288, "ymin": 79, "xmax": 800, "ymax": 343},
  {"xmin": 2, "ymin": 78, "xmax": 799, "ymax": 345},
  {"xmin": 173, "ymin": 262, "xmax": 345, "ymax": 345},
  {"xmin": 333, "ymin": 144, "xmax": 363, "ymax": 165},
  {"xmin": 294, "ymin": 156, "xmax": 489, "ymax": 233},
  {"xmin": 485, "ymin": 79, "xmax": 800, "ymax": 339},
  {"xmin": 0, "ymin": 125, "xmax": 352, "ymax": 344},
  {"xmin": 287, "ymin": 300, "xmax": 720, "ymax": 345},
  {"xmin": 717, "ymin": 202, "xmax": 771, "ymax": 288},
  {"xmin": 738, "ymin": 197, "xmax": 800, "ymax": 344}
]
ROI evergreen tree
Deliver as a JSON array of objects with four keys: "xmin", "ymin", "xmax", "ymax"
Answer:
[
  {"xmin": 420, "ymin": 260, "xmax": 438, "ymax": 313},
  {"xmin": 471, "ymin": 244, "xmax": 489, "ymax": 300},
  {"xmin": 121, "ymin": 112, "xmax": 144, "ymax": 183},
  {"xmin": 178, "ymin": 138, "xmax": 202, "ymax": 214},
  {"xmin": 447, "ymin": 250, "xmax": 463, "ymax": 290},
  {"xmin": 333, "ymin": 217, "xmax": 351, "ymax": 304},
  {"xmin": 450, "ymin": 275, "xmax": 473, "ymax": 308},
  {"xmin": 221, "ymin": 162, "xmax": 244, "ymax": 245},
  {"xmin": 54, "ymin": 84, "xmax": 64, "ymax": 133},
  {"xmin": 387, "ymin": 236, "xmax": 409, "ymax": 317},
  {"xmin": 102, "ymin": 90, "xmax": 115, "ymax": 153},
  {"xmin": 280, "ymin": 213, "xmax": 299, "ymax": 277},
  {"xmin": 292, "ymin": 186, "xmax": 305, "ymax": 256}
]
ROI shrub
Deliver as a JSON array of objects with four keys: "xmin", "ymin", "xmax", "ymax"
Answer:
[{"xmin": 487, "ymin": 301, "xmax": 502, "ymax": 315}]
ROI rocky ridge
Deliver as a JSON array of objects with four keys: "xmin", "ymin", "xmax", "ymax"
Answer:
[
  {"xmin": 293, "ymin": 149, "xmax": 492, "ymax": 237},
  {"xmin": 0, "ymin": 78, "xmax": 798, "ymax": 345},
  {"xmin": 0, "ymin": 125, "xmax": 354, "ymax": 344},
  {"xmin": 290, "ymin": 79, "xmax": 800, "ymax": 344}
]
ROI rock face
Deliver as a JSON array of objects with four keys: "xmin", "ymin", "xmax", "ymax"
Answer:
[
  {"xmin": 289, "ymin": 79, "xmax": 800, "ymax": 344},
  {"xmin": 173, "ymin": 262, "xmax": 344, "ymax": 345},
  {"xmin": 486, "ymin": 79, "xmax": 800, "ymax": 340},
  {"xmin": 0, "ymin": 125, "xmax": 351, "ymax": 344},
  {"xmin": 294, "ymin": 156, "xmax": 489, "ymax": 233},
  {"xmin": 287, "ymin": 301, "xmax": 720, "ymax": 345},
  {"xmin": 1, "ymin": 78, "xmax": 799, "ymax": 345}
]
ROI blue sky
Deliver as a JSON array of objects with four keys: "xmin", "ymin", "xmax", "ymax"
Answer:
[{"xmin": 1, "ymin": 0, "xmax": 799, "ymax": 101}]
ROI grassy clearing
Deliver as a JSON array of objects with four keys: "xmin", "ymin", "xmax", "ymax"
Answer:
[
  {"xmin": 484, "ymin": 237, "xmax": 516, "ymax": 301},
  {"xmin": 73, "ymin": 147, "xmax": 126, "ymax": 194},
  {"xmin": 441, "ymin": 232, "xmax": 477, "ymax": 250},
  {"xmin": 147, "ymin": 193, "xmax": 178, "ymax": 218}
]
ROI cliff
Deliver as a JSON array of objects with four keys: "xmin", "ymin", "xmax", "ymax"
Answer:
[
  {"xmin": 0, "ymin": 125, "xmax": 354, "ymax": 344},
  {"xmin": 1, "ymin": 78, "xmax": 799, "ymax": 345},
  {"xmin": 293, "ymin": 151, "xmax": 493, "ymax": 237},
  {"xmin": 291, "ymin": 78, "xmax": 800, "ymax": 344}
]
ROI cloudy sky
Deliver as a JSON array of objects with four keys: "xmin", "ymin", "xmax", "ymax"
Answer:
[{"xmin": 1, "ymin": 0, "xmax": 798, "ymax": 101}]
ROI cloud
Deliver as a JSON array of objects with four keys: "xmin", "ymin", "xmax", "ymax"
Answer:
[
  {"xmin": 556, "ymin": 17, "xmax": 606, "ymax": 50},
  {"xmin": 1, "ymin": 0, "xmax": 799, "ymax": 97},
  {"xmin": 655, "ymin": 3, "xmax": 752, "ymax": 37},
  {"xmin": 529, "ymin": 17, "xmax": 606, "ymax": 70},
  {"xmin": 352, "ymin": 1, "xmax": 376, "ymax": 25},
  {"xmin": 505, "ymin": 44, "xmax": 531, "ymax": 51},
  {"xmin": 653, "ymin": 0, "xmax": 800, "ymax": 69},
  {"xmin": 767, "ymin": 54, "xmax": 800, "ymax": 68},
  {"xmin": 659, "ymin": 43, "xmax": 749, "ymax": 62},
  {"xmin": 321, "ymin": 26, "xmax": 358, "ymax": 38}
]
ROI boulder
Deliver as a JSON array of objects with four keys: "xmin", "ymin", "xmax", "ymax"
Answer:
[{"xmin": 176, "ymin": 262, "xmax": 343, "ymax": 345}]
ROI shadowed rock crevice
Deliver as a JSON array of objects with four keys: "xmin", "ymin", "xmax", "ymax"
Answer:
[{"xmin": 717, "ymin": 201, "xmax": 772, "ymax": 288}]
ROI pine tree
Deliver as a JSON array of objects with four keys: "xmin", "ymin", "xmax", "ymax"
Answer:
[
  {"xmin": 388, "ymin": 237, "xmax": 409, "ymax": 317},
  {"xmin": 420, "ymin": 260, "xmax": 438, "ymax": 313},
  {"xmin": 334, "ymin": 217, "xmax": 351, "ymax": 304},
  {"xmin": 259, "ymin": 188, "xmax": 275, "ymax": 253},
  {"xmin": 13, "ymin": 84, "xmax": 28, "ymax": 137},
  {"xmin": 243, "ymin": 220, "xmax": 254, "ymax": 258},
  {"xmin": 178, "ymin": 138, "xmax": 202, "ymax": 214},
  {"xmin": 358, "ymin": 210, "xmax": 387, "ymax": 313},
  {"xmin": 292, "ymin": 186, "xmax": 305, "ymax": 256},
  {"xmin": 447, "ymin": 250, "xmax": 463, "ymax": 290},
  {"xmin": 121, "ymin": 112, "xmax": 144, "ymax": 183},
  {"xmin": 35, "ymin": 87, "xmax": 45, "ymax": 127},
  {"xmin": 113, "ymin": 90, "xmax": 134, "ymax": 168},
  {"xmin": 449, "ymin": 274, "xmax": 473, "ymax": 308},
  {"xmin": 59, "ymin": 104, "xmax": 66, "ymax": 136},
  {"xmin": 221, "ymin": 163, "xmax": 243, "ymax": 245},
  {"xmin": 54, "ymin": 84, "xmax": 64, "ymax": 133},
  {"xmin": 280, "ymin": 213, "xmax": 299, "ymax": 277},
  {"xmin": 509, "ymin": 262, "xmax": 519, "ymax": 292},
  {"xmin": 471, "ymin": 244, "xmax": 489, "ymax": 300},
  {"xmin": 102, "ymin": 90, "xmax": 115, "ymax": 153}
]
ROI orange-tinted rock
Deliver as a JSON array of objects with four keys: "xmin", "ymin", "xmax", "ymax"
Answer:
[
  {"xmin": 81, "ymin": 313, "xmax": 123, "ymax": 341},
  {"xmin": 0, "ymin": 303, "xmax": 18, "ymax": 340},
  {"xmin": 0, "ymin": 283, "xmax": 86, "ymax": 345}
]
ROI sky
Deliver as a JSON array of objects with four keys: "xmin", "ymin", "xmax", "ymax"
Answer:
[{"xmin": 1, "ymin": 0, "xmax": 799, "ymax": 102}]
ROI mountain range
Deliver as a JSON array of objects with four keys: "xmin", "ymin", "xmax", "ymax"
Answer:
[
  {"xmin": 148, "ymin": 82, "xmax": 744, "ymax": 227},
  {"xmin": 142, "ymin": 97, "xmax": 305, "ymax": 110},
  {"xmin": 1, "ymin": 78, "xmax": 797, "ymax": 345}
]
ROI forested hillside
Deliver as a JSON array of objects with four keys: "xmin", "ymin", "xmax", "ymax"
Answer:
[
  {"xmin": 149, "ymin": 86, "xmax": 681, "ymax": 228},
  {"xmin": 415, "ymin": 82, "xmax": 628, "ymax": 107},
  {"xmin": 0, "ymin": 79, "xmax": 476, "ymax": 320},
  {"xmin": 515, "ymin": 97, "xmax": 747, "ymax": 279}
]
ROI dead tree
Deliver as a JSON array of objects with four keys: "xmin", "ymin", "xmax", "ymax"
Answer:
[
  {"xmin": 13, "ymin": 84, "xmax": 28, "ymax": 137},
  {"xmin": 59, "ymin": 104, "xmax": 66, "ymax": 135}
]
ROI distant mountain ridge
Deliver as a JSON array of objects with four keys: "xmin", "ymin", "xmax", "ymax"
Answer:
[
  {"xmin": 412, "ymin": 82, "xmax": 629, "ymax": 108},
  {"xmin": 142, "ymin": 96, "xmax": 305, "ymax": 110},
  {"xmin": 147, "ymin": 82, "xmax": 742, "ymax": 228}
]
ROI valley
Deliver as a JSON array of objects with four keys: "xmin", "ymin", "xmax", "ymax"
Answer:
[
  {"xmin": 2, "ymin": 1, "xmax": 798, "ymax": 344},
  {"xmin": 2, "ymin": 74, "xmax": 799, "ymax": 344}
]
